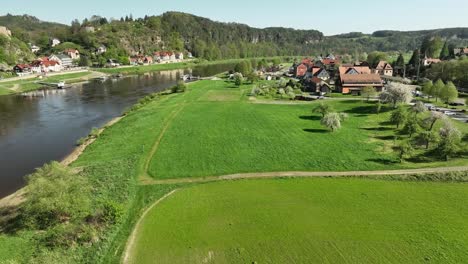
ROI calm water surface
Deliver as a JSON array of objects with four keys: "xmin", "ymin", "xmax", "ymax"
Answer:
[{"xmin": 0, "ymin": 64, "xmax": 233, "ymax": 198}]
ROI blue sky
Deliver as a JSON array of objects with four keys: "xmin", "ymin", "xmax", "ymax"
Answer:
[{"xmin": 2, "ymin": 0, "xmax": 467, "ymax": 35}]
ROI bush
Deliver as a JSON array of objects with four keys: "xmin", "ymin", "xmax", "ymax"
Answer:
[{"xmin": 21, "ymin": 162, "xmax": 92, "ymax": 229}]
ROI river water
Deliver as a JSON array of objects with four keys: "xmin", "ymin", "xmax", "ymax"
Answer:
[{"xmin": 0, "ymin": 64, "xmax": 233, "ymax": 198}]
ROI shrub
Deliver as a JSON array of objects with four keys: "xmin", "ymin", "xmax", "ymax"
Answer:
[{"xmin": 21, "ymin": 162, "xmax": 92, "ymax": 229}]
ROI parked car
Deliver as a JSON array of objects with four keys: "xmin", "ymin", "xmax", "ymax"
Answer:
[{"xmin": 449, "ymin": 102, "xmax": 465, "ymax": 106}]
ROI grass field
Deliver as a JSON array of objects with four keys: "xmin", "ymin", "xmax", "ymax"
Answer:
[
  {"xmin": 0, "ymin": 78, "xmax": 466, "ymax": 263},
  {"xmin": 127, "ymin": 178, "xmax": 468, "ymax": 263},
  {"xmin": 146, "ymin": 80, "xmax": 467, "ymax": 180}
]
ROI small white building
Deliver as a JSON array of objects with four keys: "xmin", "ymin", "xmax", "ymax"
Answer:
[
  {"xmin": 64, "ymin": 49, "xmax": 80, "ymax": 60},
  {"xmin": 175, "ymin": 52, "xmax": 184, "ymax": 61},
  {"xmin": 50, "ymin": 38, "xmax": 61, "ymax": 47},
  {"xmin": 30, "ymin": 44, "xmax": 40, "ymax": 53},
  {"xmin": 96, "ymin": 45, "xmax": 107, "ymax": 55},
  {"xmin": 49, "ymin": 54, "xmax": 73, "ymax": 68}
]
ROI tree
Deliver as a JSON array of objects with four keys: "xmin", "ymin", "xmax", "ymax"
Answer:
[
  {"xmin": 234, "ymin": 60, "xmax": 252, "ymax": 76},
  {"xmin": 22, "ymin": 162, "xmax": 92, "ymax": 229},
  {"xmin": 418, "ymin": 130, "xmax": 437, "ymax": 149},
  {"xmin": 440, "ymin": 41, "xmax": 450, "ymax": 60},
  {"xmin": 440, "ymin": 81, "xmax": 458, "ymax": 106},
  {"xmin": 409, "ymin": 49, "xmax": 420, "ymax": 68},
  {"xmin": 175, "ymin": 80, "xmax": 187, "ymax": 93},
  {"xmin": 390, "ymin": 104, "xmax": 407, "ymax": 128},
  {"xmin": 395, "ymin": 53, "xmax": 405, "ymax": 68},
  {"xmin": 272, "ymin": 58, "xmax": 281, "ymax": 66},
  {"xmin": 403, "ymin": 117, "xmax": 421, "ymax": 138},
  {"xmin": 412, "ymin": 101, "xmax": 426, "ymax": 116},
  {"xmin": 422, "ymin": 81, "xmax": 433, "ymax": 99},
  {"xmin": 246, "ymin": 71, "xmax": 259, "ymax": 84},
  {"xmin": 436, "ymin": 121, "xmax": 462, "ymax": 160},
  {"xmin": 395, "ymin": 140, "xmax": 414, "ymax": 162},
  {"xmin": 379, "ymin": 82, "xmax": 413, "ymax": 107},
  {"xmin": 313, "ymin": 102, "xmax": 334, "ymax": 118},
  {"xmin": 376, "ymin": 101, "xmax": 382, "ymax": 114},
  {"xmin": 432, "ymin": 79, "xmax": 445, "ymax": 102},
  {"xmin": 78, "ymin": 56, "xmax": 91, "ymax": 67},
  {"xmin": 367, "ymin": 51, "xmax": 388, "ymax": 67},
  {"xmin": 424, "ymin": 111, "xmax": 445, "ymax": 131},
  {"xmin": 233, "ymin": 73, "xmax": 243, "ymax": 86},
  {"xmin": 321, "ymin": 112, "xmax": 342, "ymax": 132},
  {"xmin": 361, "ymin": 86, "xmax": 377, "ymax": 102}
]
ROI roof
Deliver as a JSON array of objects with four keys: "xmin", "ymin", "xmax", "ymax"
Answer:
[
  {"xmin": 339, "ymin": 66, "xmax": 371, "ymax": 76},
  {"xmin": 341, "ymin": 74, "xmax": 383, "ymax": 86},
  {"xmin": 64, "ymin": 48, "xmax": 79, "ymax": 53},
  {"xmin": 310, "ymin": 77, "xmax": 323, "ymax": 84},
  {"xmin": 375, "ymin": 61, "xmax": 392, "ymax": 70},
  {"xmin": 14, "ymin": 64, "xmax": 30, "ymax": 69},
  {"xmin": 322, "ymin": 58, "xmax": 339, "ymax": 65},
  {"xmin": 56, "ymin": 54, "xmax": 72, "ymax": 60}
]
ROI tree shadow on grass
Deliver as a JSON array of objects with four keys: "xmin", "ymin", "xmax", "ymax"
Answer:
[
  {"xmin": 366, "ymin": 158, "xmax": 399, "ymax": 165},
  {"xmin": 303, "ymin": 128, "xmax": 329, "ymax": 133},
  {"xmin": 374, "ymin": 135, "xmax": 396, "ymax": 140},
  {"xmin": 345, "ymin": 105, "xmax": 392, "ymax": 115},
  {"xmin": 0, "ymin": 206, "xmax": 23, "ymax": 235},
  {"xmin": 299, "ymin": 115, "xmax": 321, "ymax": 121},
  {"xmin": 361, "ymin": 127, "xmax": 394, "ymax": 131}
]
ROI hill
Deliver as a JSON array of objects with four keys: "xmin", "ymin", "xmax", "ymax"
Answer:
[{"xmin": 0, "ymin": 12, "xmax": 467, "ymax": 66}]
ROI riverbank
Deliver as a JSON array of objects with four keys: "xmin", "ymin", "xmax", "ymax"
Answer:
[
  {"xmin": 0, "ymin": 70, "xmax": 108, "ymax": 96},
  {"xmin": 94, "ymin": 56, "xmax": 296, "ymax": 75}
]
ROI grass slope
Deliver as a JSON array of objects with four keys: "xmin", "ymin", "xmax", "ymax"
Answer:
[{"xmin": 128, "ymin": 178, "xmax": 468, "ymax": 263}]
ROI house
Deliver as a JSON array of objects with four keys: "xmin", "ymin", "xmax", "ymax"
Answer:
[
  {"xmin": 340, "ymin": 74, "xmax": 383, "ymax": 94},
  {"xmin": 144, "ymin": 56, "xmax": 153, "ymax": 64},
  {"xmin": 422, "ymin": 57, "xmax": 441, "ymax": 67},
  {"xmin": 96, "ymin": 45, "xmax": 107, "ymax": 54},
  {"xmin": 13, "ymin": 64, "xmax": 32, "ymax": 74},
  {"xmin": 64, "ymin": 49, "xmax": 80, "ymax": 60},
  {"xmin": 49, "ymin": 54, "xmax": 73, "ymax": 68},
  {"xmin": 0, "ymin": 26, "xmax": 11, "ymax": 38},
  {"xmin": 106, "ymin": 59, "xmax": 120, "ymax": 67},
  {"xmin": 321, "ymin": 58, "xmax": 340, "ymax": 69},
  {"xmin": 308, "ymin": 77, "xmax": 332, "ymax": 94},
  {"xmin": 50, "ymin": 38, "xmax": 61, "ymax": 47},
  {"xmin": 374, "ymin": 61, "xmax": 393, "ymax": 76},
  {"xmin": 339, "ymin": 66, "xmax": 371, "ymax": 76},
  {"xmin": 324, "ymin": 53, "xmax": 336, "ymax": 60},
  {"xmin": 84, "ymin": 26, "xmax": 95, "ymax": 33},
  {"xmin": 175, "ymin": 52, "xmax": 184, "ymax": 60},
  {"xmin": 187, "ymin": 52, "xmax": 193, "ymax": 58},
  {"xmin": 30, "ymin": 44, "xmax": 40, "ymax": 53},
  {"xmin": 312, "ymin": 68, "xmax": 330, "ymax": 80},
  {"xmin": 295, "ymin": 64, "xmax": 308, "ymax": 78},
  {"xmin": 30, "ymin": 59, "xmax": 62, "ymax": 73},
  {"xmin": 453, "ymin": 47, "xmax": 468, "ymax": 57}
]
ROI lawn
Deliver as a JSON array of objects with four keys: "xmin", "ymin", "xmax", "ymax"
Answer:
[
  {"xmin": 146, "ymin": 80, "xmax": 467, "ymax": 180},
  {"xmin": 127, "ymin": 178, "xmax": 468, "ymax": 263}
]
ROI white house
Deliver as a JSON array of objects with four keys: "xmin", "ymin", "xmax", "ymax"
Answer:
[
  {"xmin": 64, "ymin": 49, "xmax": 80, "ymax": 59},
  {"xmin": 30, "ymin": 44, "xmax": 40, "ymax": 53},
  {"xmin": 175, "ymin": 52, "xmax": 184, "ymax": 60},
  {"xmin": 50, "ymin": 38, "xmax": 61, "ymax": 47},
  {"xmin": 49, "ymin": 54, "xmax": 73, "ymax": 68},
  {"xmin": 31, "ymin": 59, "xmax": 62, "ymax": 73},
  {"xmin": 96, "ymin": 45, "xmax": 107, "ymax": 55}
]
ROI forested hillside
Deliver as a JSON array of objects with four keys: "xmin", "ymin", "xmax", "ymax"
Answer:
[{"xmin": 0, "ymin": 12, "xmax": 467, "ymax": 66}]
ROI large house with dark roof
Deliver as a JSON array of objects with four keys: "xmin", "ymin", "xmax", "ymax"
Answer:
[{"xmin": 338, "ymin": 65, "xmax": 383, "ymax": 94}]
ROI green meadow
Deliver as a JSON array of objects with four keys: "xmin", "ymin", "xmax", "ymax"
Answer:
[
  {"xmin": 127, "ymin": 178, "xmax": 468, "ymax": 264},
  {"xmin": 146, "ymin": 81, "xmax": 467, "ymax": 180},
  {"xmin": 0, "ymin": 78, "xmax": 466, "ymax": 263}
]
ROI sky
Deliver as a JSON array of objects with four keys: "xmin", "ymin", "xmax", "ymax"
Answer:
[{"xmin": 1, "ymin": 0, "xmax": 467, "ymax": 35}]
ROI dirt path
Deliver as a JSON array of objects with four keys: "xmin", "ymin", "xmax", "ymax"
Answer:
[
  {"xmin": 122, "ymin": 189, "xmax": 179, "ymax": 264},
  {"xmin": 141, "ymin": 166, "xmax": 468, "ymax": 185},
  {"xmin": 140, "ymin": 101, "xmax": 186, "ymax": 182}
]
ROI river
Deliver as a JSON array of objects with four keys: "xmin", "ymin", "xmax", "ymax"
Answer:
[{"xmin": 0, "ymin": 63, "xmax": 234, "ymax": 198}]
